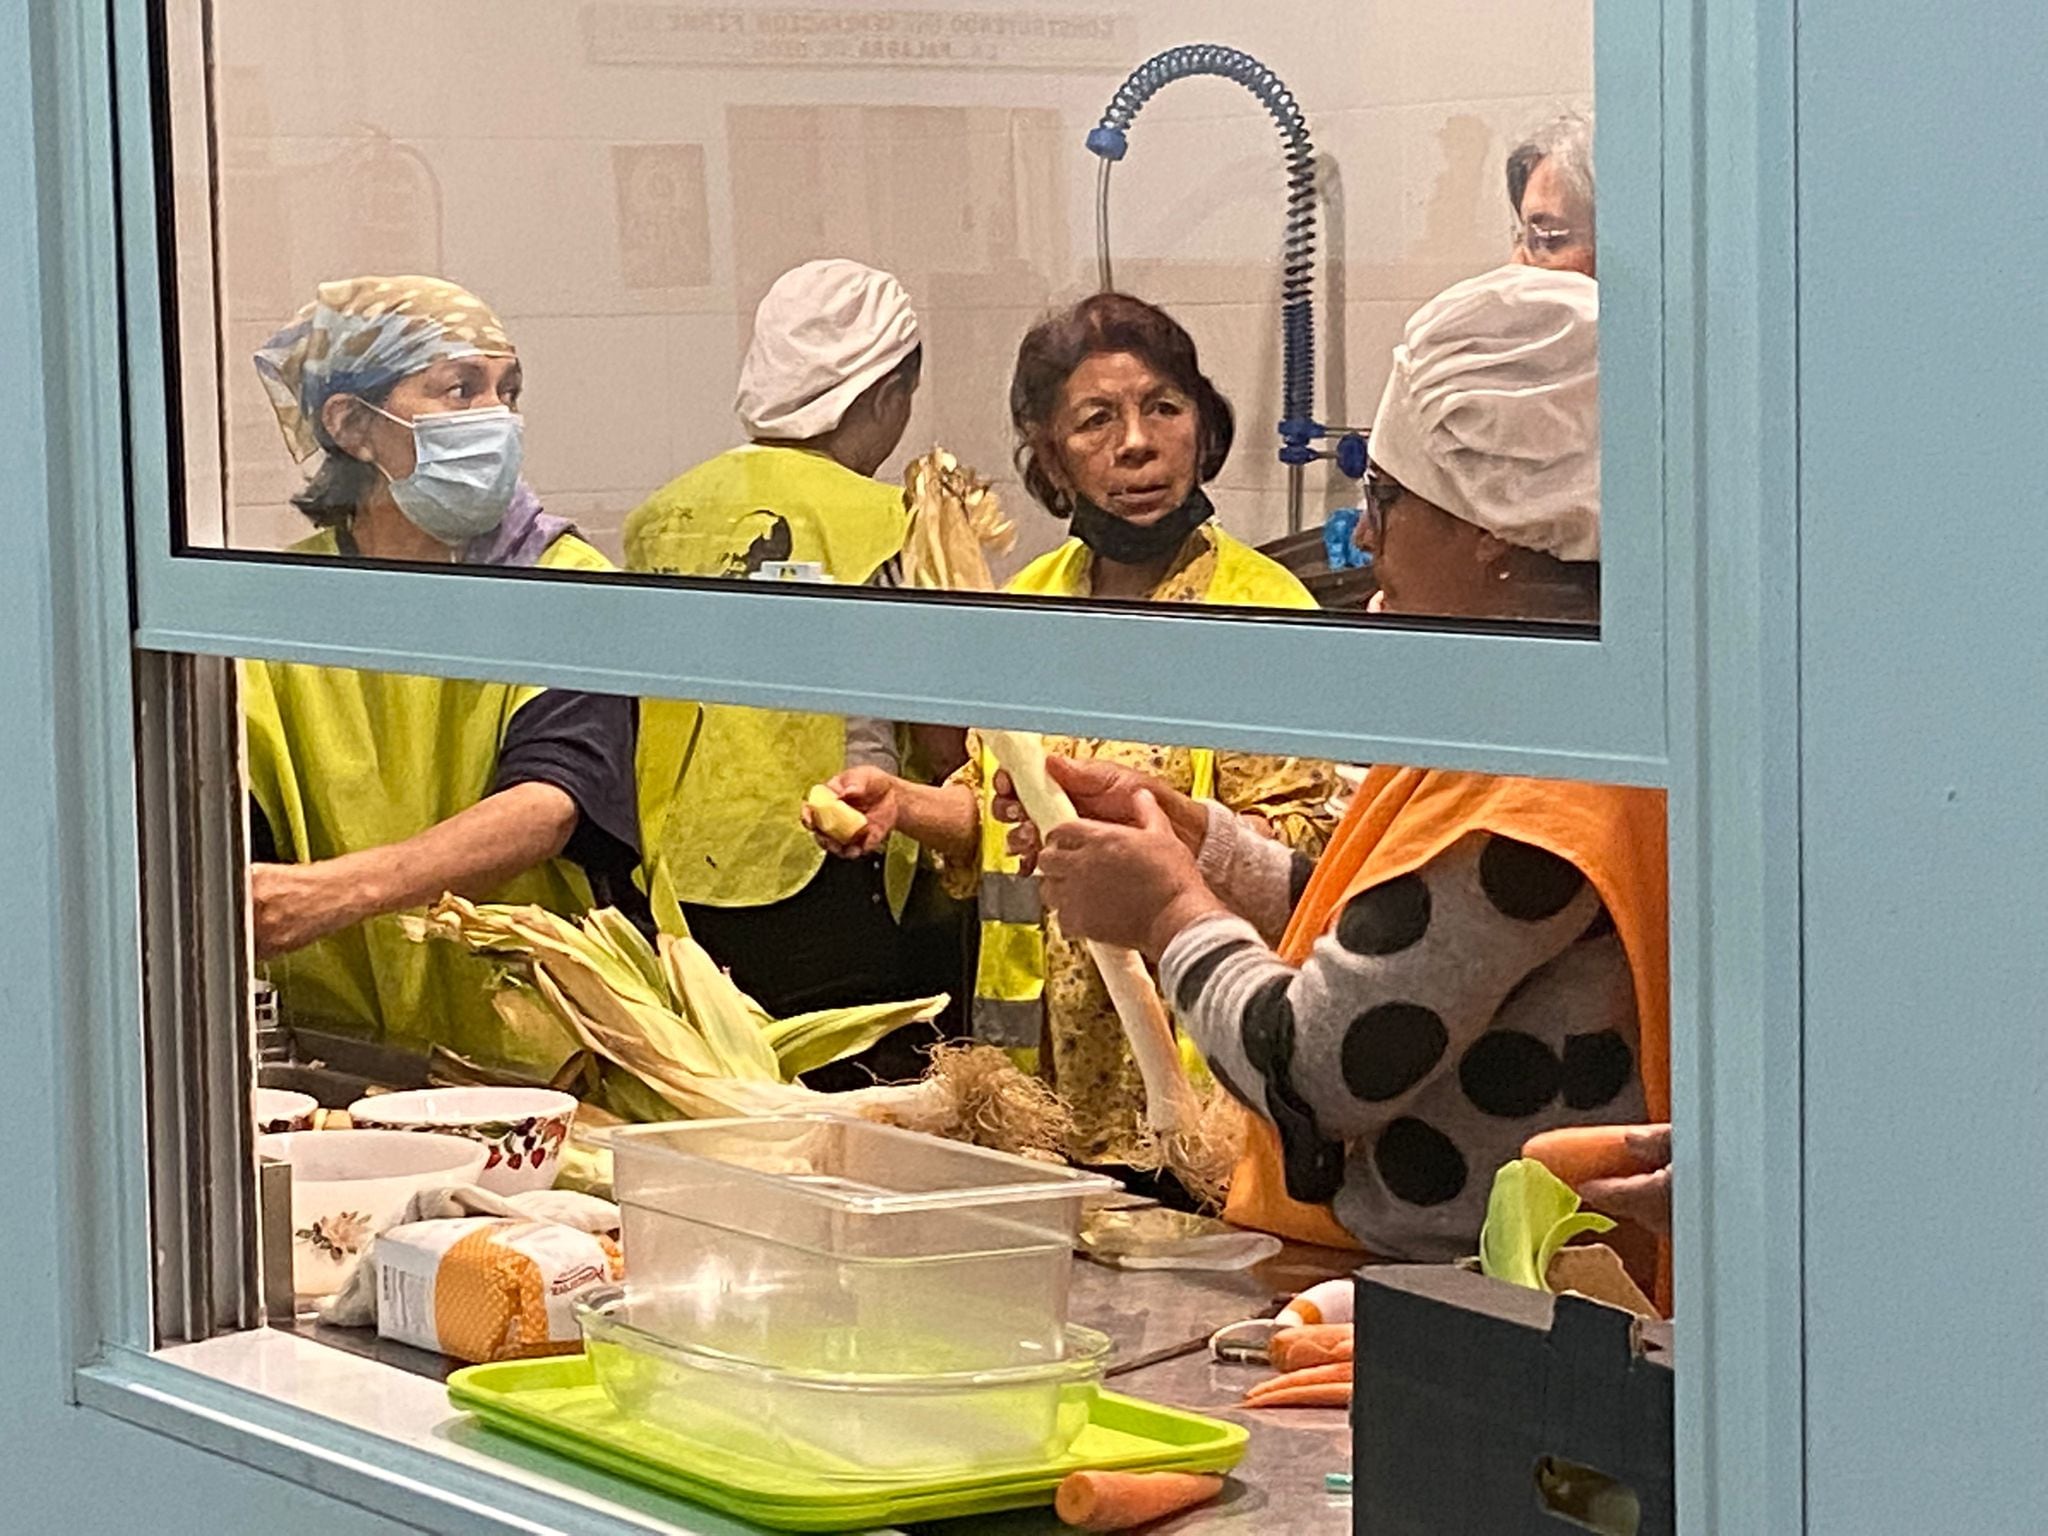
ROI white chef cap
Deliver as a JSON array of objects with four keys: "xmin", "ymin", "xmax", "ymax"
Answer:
[
  {"xmin": 735, "ymin": 259, "xmax": 922, "ymax": 441},
  {"xmin": 1368, "ymin": 264, "xmax": 1600, "ymax": 561}
]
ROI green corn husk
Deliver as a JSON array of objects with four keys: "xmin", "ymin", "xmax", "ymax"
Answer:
[
  {"xmin": 410, "ymin": 900, "xmax": 1074, "ymax": 1151},
  {"xmin": 531, "ymin": 965, "xmax": 794, "ymax": 1119},
  {"xmin": 658, "ymin": 931, "xmax": 782, "ymax": 1081},
  {"xmin": 585, "ymin": 905, "xmax": 668, "ymax": 1000},
  {"xmin": 762, "ymin": 995, "xmax": 950, "ymax": 1078},
  {"xmin": 486, "ymin": 978, "xmax": 585, "ymax": 1075},
  {"xmin": 420, "ymin": 896, "xmax": 726, "ymax": 1079}
]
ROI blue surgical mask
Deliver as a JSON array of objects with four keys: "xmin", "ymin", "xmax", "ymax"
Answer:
[{"xmin": 368, "ymin": 403, "xmax": 525, "ymax": 543}]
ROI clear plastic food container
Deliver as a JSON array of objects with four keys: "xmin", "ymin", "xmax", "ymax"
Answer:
[
  {"xmin": 611, "ymin": 1115, "xmax": 1116, "ymax": 1373},
  {"xmin": 579, "ymin": 1290, "xmax": 1110, "ymax": 1481}
]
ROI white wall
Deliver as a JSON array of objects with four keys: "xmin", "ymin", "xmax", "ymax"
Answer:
[{"xmin": 189, "ymin": 0, "xmax": 1591, "ymax": 568}]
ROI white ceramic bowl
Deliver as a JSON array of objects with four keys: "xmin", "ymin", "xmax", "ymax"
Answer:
[
  {"xmin": 256, "ymin": 1129, "xmax": 488, "ymax": 1297},
  {"xmin": 254, "ymin": 1087, "xmax": 317, "ymax": 1135},
  {"xmin": 347, "ymin": 1087, "xmax": 578, "ymax": 1196}
]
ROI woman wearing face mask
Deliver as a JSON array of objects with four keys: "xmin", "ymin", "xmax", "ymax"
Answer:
[
  {"xmin": 242, "ymin": 275, "xmax": 645, "ymax": 1076},
  {"xmin": 1008, "ymin": 268, "xmax": 1671, "ymax": 1304},
  {"xmin": 810, "ymin": 293, "xmax": 1339, "ymax": 1189}
]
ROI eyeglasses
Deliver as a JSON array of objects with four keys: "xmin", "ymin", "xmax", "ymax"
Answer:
[
  {"xmin": 1355, "ymin": 469, "xmax": 1403, "ymax": 556},
  {"xmin": 1513, "ymin": 216, "xmax": 1582, "ymax": 257}
]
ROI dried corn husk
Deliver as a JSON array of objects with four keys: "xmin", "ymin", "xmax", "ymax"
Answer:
[
  {"xmin": 585, "ymin": 906, "xmax": 667, "ymax": 999},
  {"xmin": 481, "ymin": 982, "xmax": 587, "ymax": 1080},
  {"xmin": 658, "ymin": 931, "xmax": 782, "ymax": 1082},
  {"xmin": 762, "ymin": 996, "xmax": 951, "ymax": 1078},
  {"xmin": 902, "ymin": 447, "xmax": 1015, "ymax": 592},
  {"xmin": 410, "ymin": 898, "xmax": 1065, "ymax": 1159}
]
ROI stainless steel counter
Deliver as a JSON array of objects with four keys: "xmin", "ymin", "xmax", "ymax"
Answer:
[
  {"xmin": 296, "ymin": 1237, "xmax": 1364, "ymax": 1533},
  {"xmin": 910, "ymin": 1243, "xmax": 1362, "ymax": 1535}
]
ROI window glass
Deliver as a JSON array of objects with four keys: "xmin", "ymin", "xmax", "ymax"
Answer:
[
  {"xmin": 164, "ymin": 0, "xmax": 1603, "ymax": 631},
  {"xmin": 231, "ymin": 651, "xmax": 1669, "ymax": 1366}
]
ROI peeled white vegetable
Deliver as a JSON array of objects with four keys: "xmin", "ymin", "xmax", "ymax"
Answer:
[
  {"xmin": 982, "ymin": 729, "xmax": 1204, "ymax": 1136},
  {"xmin": 804, "ymin": 784, "xmax": 869, "ymax": 844}
]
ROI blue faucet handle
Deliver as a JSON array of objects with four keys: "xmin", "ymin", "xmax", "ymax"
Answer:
[{"xmin": 1085, "ymin": 126, "xmax": 1129, "ymax": 162}]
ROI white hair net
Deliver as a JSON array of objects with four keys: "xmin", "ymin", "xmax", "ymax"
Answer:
[
  {"xmin": 1368, "ymin": 265, "xmax": 1600, "ymax": 561},
  {"xmin": 735, "ymin": 259, "xmax": 921, "ymax": 441}
]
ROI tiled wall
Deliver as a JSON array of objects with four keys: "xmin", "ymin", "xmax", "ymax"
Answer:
[{"xmin": 191, "ymin": 0, "xmax": 1592, "ymax": 569}]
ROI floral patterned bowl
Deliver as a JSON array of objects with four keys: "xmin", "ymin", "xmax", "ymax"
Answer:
[
  {"xmin": 347, "ymin": 1087, "xmax": 578, "ymax": 1197},
  {"xmin": 256, "ymin": 1129, "xmax": 488, "ymax": 1298}
]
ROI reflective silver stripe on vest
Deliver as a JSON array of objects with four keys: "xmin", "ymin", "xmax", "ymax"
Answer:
[
  {"xmin": 972, "ymin": 993, "xmax": 1044, "ymax": 1049},
  {"xmin": 979, "ymin": 870, "xmax": 1042, "ymax": 924}
]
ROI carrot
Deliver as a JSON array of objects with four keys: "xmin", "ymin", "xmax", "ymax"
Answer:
[
  {"xmin": 1521, "ymin": 1125, "xmax": 1647, "ymax": 1188},
  {"xmin": 1245, "ymin": 1382, "xmax": 1352, "ymax": 1409},
  {"xmin": 1269, "ymin": 1324, "xmax": 1353, "ymax": 1372},
  {"xmin": 1054, "ymin": 1470, "xmax": 1225, "ymax": 1531},
  {"xmin": 1246, "ymin": 1360, "xmax": 1353, "ymax": 1401},
  {"xmin": 1276, "ymin": 1277, "xmax": 1353, "ymax": 1328}
]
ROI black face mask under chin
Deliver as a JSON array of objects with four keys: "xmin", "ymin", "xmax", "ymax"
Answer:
[{"xmin": 1068, "ymin": 487, "xmax": 1215, "ymax": 566}]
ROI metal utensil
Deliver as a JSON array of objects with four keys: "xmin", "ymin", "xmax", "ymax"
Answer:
[{"xmin": 1106, "ymin": 1331, "xmax": 1226, "ymax": 1379}]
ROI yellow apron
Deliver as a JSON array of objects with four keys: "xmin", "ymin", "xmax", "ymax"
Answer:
[
  {"xmin": 626, "ymin": 446, "xmax": 909, "ymax": 931},
  {"xmin": 242, "ymin": 530, "xmax": 613, "ymax": 1074},
  {"xmin": 967, "ymin": 527, "xmax": 1322, "ymax": 1050}
]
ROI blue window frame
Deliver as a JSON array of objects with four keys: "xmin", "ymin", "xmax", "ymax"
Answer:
[
  {"xmin": 122, "ymin": 2, "xmax": 1669, "ymax": 782},
  {"xmin": 8, "ymin": 0, "xmax": 1809, "ymax": 1532}
]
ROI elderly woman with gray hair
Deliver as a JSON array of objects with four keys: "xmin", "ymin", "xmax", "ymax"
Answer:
[{"xmin": 1507, "ymin": 109, "xmax": 1596, "ymax": 277}]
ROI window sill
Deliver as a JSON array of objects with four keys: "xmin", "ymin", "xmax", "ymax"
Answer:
[{"xmin": 77, "ymin": 1331, "xmax": 788, "ymax": 1536}]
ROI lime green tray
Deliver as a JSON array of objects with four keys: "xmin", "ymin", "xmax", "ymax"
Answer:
[{"xmin": 448, "ymin": 1354, "xmax": 1247, "ymax": 1532}]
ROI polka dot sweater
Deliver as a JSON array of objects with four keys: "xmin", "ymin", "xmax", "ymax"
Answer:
[{"xmin": 1165, "ymin": 807, "xmax": 1645, "ymax": 1260}]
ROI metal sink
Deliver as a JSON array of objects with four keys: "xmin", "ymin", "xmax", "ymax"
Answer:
[{"xmin": 256, "ymin": 1027, "xmax": 433, "ymax": 1109}]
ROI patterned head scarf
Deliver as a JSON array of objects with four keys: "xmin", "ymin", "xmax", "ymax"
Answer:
[{"xmin": 253, "ymin": 275, "xmax": 516, "ymax": 462}]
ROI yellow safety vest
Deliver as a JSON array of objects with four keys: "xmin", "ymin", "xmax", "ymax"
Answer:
[
  {"xmin": 242, "ymin": 529, "xmax": 613, "ymax": 1076},
  {"xmin": 969, "ymin": 527, "xmax": 1323, "ymax": 1050},
  {"xmin": 626, "ymin": 446, "xmax": 908, "ymax": 930}
]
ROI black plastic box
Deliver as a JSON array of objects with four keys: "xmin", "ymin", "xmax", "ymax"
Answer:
[{"xmin": 1353, "ymin": 1265, "xmax": 1675, "ymax": 1535}]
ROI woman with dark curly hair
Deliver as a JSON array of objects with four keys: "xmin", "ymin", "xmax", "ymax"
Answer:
[
  {"xmin": 808, "ymin": 293, "xmax": 1338, "ymax": 1193},
  {"xmin": 1019, "ymin": 269, "xmax": 1671, "ymax": 1305}
]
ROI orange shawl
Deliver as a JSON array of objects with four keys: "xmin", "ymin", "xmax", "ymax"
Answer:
[{"xmin": 1222, "ymin": 765, "xmax": 1670, "ymax": 1256}]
